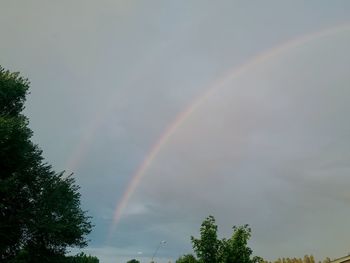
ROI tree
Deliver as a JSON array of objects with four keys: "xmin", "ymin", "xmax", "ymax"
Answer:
[
  {"xmin": 126, "ymin": 259, "xmax": 140, "ymax": 263},
  {"xmin": 0, "ymin": 67, "xmax": 36, "ymax": 260},
  {"xmin": 176, "ymin": 254, "xmax": 198, "ymax": 263},
  {"xmin": 191, "ymin": 215, "xmax": 220, "ymax": 263},
  {"xmin": 0, "ymin": 66, "xmax": 93, "ymax": 262},
  {"xmin": 190, "ymin": 216, "xmax": 263, "ymax": 263},
  {"xmin": 23, "ymin": 173, "xmax": 93, "ymax": 262},
  {"xmin": 222, "ymin": 225, "xmax": 253, "ymax": 263},
  {"xmin": 66, "ymin": 252, "xmax": 99, "ymax": 263},
  {"xmin": 221, "ymin": 224, "xmax": 261, "ymax": 263}
]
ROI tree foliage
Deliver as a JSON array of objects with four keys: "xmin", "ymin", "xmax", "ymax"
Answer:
[
  {"xmin": 221, "ymin": 224, "xmax": 260, "ymax": 263},
  {"xmin": 66, "ymin": 252, "xmax": 99, "ymax": 263},
  {"xmin": 191, "ymin": 215, "xmax": 220, "ymax": 263},
  {"xmin": 176, "ymin": 254, "xmax": 198, "ymax": 263},
  {"xmin": 126, "ymin": 259, "xmax": 140, "ymax": 263},
  {"xmin": 0, "ymin": 66, "xmax": 93, "ymax": 262},
  {"xmin": 189, "ymin": 216, "xmax": 261, "ymax": 263}
]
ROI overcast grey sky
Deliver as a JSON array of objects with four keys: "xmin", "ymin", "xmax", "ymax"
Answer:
[{"xmin": 1, "ymin": 1, "xmax": 350, "ymax": 262}]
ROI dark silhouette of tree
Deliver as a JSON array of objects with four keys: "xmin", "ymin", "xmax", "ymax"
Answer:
[
  {"xmin": 0, "ymin": 66, "xmax": 92, "ymax": 262},
  {"xmin": 66, "ymin": 252, "xmax": 99, "ymax": 263}
]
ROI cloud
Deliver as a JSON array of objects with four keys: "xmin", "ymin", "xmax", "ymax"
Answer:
[
  {"xmin": 121, "ymin": 29, "xmax": 350, "ymax": 260},
  {"xmin": 2, "ymin": 1, "xmax": 350, "ymax": 262}
]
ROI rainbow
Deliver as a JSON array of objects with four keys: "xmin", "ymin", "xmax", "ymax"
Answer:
[
  {"xmin": 109, "ymin": 23, "xmax": 350, "ymax": 231},
  {"xmin": 65, "ymin": 23, "xmax": 350, "ymax": 234}
]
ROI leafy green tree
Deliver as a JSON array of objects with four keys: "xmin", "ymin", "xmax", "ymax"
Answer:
[
  {"xmin": 223, "ymin": 225, "xmax": 253, "ymax": 263},
  {"xmin": 176, "ymin": 254, "xmax": 198, "ymax": 263},
  {"xmin": 191, "ymin": 216, "xmax": 262, "ymax": 263},
  {"xmin": 0, "ymin": 66, "xmax": 92, "ymax": 262},
  {"xmin": 191, "ymin": 215, "xmax": 220, "ymax": 263},
  {"xmin": 23, "ymin": 173, "xmax": 93, "ymax": 262},
  {"xmin": 221, "ymin": 224, "xmax": 258, "ymax": 263},
  {"xmin": 0, "ymin": 67, "xmax": 37, "ymax": 260},
  {"xmin": 126, "ymin": 259, "xmax": 140, "ymax": 263},
  {"xmin": 66, "ymin": 252, "xmax": 99, "ymax": 263}
]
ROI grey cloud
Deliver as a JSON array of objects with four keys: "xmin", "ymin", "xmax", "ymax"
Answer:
[
  {"xmin": 126, "ymin": 30, "xmax": 350, "ymax": 260},
  {"xmin": 2, "ymin": 1, "xmax": 350, "ymax": 262}
]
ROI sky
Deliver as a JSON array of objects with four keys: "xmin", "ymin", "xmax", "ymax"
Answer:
[{"xmin": 1, "ymin": 1, "xmax": 350, "ymax": 262}]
